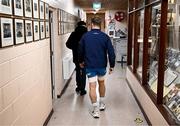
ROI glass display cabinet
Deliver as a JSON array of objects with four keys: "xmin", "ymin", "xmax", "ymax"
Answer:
[{"xmin": 127, "ymin": 0, "xmax": 180, "ymax": 125}]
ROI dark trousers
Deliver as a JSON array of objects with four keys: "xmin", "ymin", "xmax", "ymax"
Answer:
[{"xmin": 75, "ymin": 63, "xmax": 86, "ymax": 91}]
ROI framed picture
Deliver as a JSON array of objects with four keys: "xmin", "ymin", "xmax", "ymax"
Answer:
[
  {"xmin": 45, "ymin": 21, "xmax": 49, "ymax": 38},
  {"xmin": 40, "ymin": 21, "xmax": 45, "ymax": 39},
  {"xmin": 24, "ymin": 0, "xmax": 32, "ymax": 17},
  {"xmin": 33, "ymin": 0, "xmax": 39, "ymax": 18},
  {"xmin": 25, "ymin": 20, "xmax": 33, "ymax": 42},
  {"xmin": 0, "ymin": 18, "xmax": 14, "ymax": 47},
  {"xmin": 14, "ymin": 0, "xmax": 23, "ymax": 16},
  {"xmin": 14, "ymin": 19, "xmax": 24, "ymax": 44},
  {"xmin": 33, "ymin": 20, "xmax": 39, "ymax": 41},
  {"xmin": 58, "ymin": 22, "xmax": 60, "ymax": 35},
  {"xmin": 60, "ymin": 10, "xmax": 63, "ymax": 22},
  {"xmin": 40, "ymin": 1, "xmax": 44, "ymax": 19},
  {"xmin": 0, "ymin": 0, "xmax": 12, "ymax": 15},
  {"xmin": 45, "ymin": 3, "xmax": 49, "ymax": 20},
  {"xmin": 58, "ymin": 9, "xmax": 60, "ymax": 22},
  {"xmin": 108, "ymin": 30, "xmax": 115, "ymax": 38},
  {"xmin": 61, "ymin": 10, "xmax": 64, "ymax": 22}
]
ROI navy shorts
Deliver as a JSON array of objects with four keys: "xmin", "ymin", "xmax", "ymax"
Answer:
[{"xmin": 86, "ymin": 68, "xmax": 106, "ymax": 82}]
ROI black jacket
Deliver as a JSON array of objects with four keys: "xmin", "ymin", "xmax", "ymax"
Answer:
[{"xmin": 66, "ymin": 25, "xmax": 87, "ymax": 64}]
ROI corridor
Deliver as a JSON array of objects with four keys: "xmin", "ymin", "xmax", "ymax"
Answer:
[{"xmin": 47, "ymin": 63, "xmax": 148, "ymax": 126}]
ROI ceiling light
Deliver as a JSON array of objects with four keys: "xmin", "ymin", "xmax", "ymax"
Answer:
[{"xmin": 93, "ymin": 2, "xmax": 101, "ymax": 11}]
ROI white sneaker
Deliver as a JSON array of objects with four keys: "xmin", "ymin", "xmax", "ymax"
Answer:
[
  {"xmin": 90, "ymin": 106, "xmax": 100, "ymax": 118},
  {"xmin": 99, "ymin": 102, "xmax": 106, "ymax": 111}
]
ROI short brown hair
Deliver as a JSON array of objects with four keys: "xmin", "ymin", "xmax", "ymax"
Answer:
[{"xmin": 91, "ymin": 17, "xmax": 101, "ymax": 26}]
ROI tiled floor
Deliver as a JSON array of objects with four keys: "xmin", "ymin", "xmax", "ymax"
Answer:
[{"xmin": 47, "ymin": 63, "xmax": 148, "ymax": 126}]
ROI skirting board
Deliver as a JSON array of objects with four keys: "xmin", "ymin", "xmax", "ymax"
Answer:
[{"xmin": 43, "ymin": 109, "xmax": 54, "ymax": 126}]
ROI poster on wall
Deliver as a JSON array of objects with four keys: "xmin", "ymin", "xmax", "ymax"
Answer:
[
  {"xmin": 0, "ymin": 18, "xmax": 14, "ymax": 47},
  {"xmin": 14, "ymin": 0, "xmax": 23, "ymax": 16},
  {"xmin": 45, "ymin": 21, "xmax": 49, "ymax": 38},
  {"xmin": 15, "ymin": 19, "xmax": 24, "ymax": 44},
  {"xmin": 24, "ymin": 0, "xmax": 32, "ymax": 17},
  {"xmin": 33, "ymin": 0, "xmax": 39, "ymax": 18},
  {"xmin": 40, "ymin": 1, "xmax": 44, "ymax": 19},
  {"xmin": 40, "ymin": 21, "xmax": 45, "ymax": 39},
  {"xmin": 0, "ymin": 0, "xmax": 12, "ymax": 15},
  {"xmin": 25, "ymin": 20, "xmax": 33, "ymax": 42},
  {"xmin": 33, "ymin": 20, "xmax": 39, "ymax": 41},
  {"xmin": 45, "ymin": 3, "xmax": 49, "ymax": 20}
]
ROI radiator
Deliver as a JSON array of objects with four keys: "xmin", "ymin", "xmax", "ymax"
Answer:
[{"xmin": 62, "ymin": 53, "xmax": 75, "ymax": 79}]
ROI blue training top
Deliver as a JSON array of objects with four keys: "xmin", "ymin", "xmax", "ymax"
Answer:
[{"xmin": 79, "ymin": 29, "xmax": 115, "ymax": 69}]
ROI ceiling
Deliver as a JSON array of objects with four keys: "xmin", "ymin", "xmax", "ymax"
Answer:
[{"xmin": 74, "ymin": 0, "xmax": 128, "ymax": 13}]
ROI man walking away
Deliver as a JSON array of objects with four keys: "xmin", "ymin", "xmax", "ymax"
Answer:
[
  {"xmin": 66, "ymin": 21, "xmax": 87, "ymax": 95},
  {"xmin": 79, "ymin": 17, "xmax": 115, "ymax": 118}
]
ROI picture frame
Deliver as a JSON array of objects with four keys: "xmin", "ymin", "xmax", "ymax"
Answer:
[
  {"xmin": 58, "ymin": 22, "xmax": 60, "ymax": 35},
  {"xmin": 33, "ymin": 20, "xmax": 39, "ymax": 41},
  {"xmin": 40, "ymin": 21, "xmax": 45, "ymax": 39},
  {"xmin": 60, "ymin": 10, "xmax": 63, "ymax": 22},
  {"xmin": 14, "ymin": 19, "xmax": 24, "ymax": 44},
  {"xmin": 0, "ymin": 0, "xmax": 12, "ymax": 15},
  {"xmin": 24, "ymin": 0, "xmax": 32, "ymax": 17},
  {"xmin": 61, "ymin": 10, "xmax": 64, "ymax": 22},
  {"xmin": 61, "ymin": 22, "xmax": 64, "ymax": 34},
  {"xmin": 40, "ymin": 1, "xmax": 44, "ymax": 19},
  {"xmin": 33, "ymin": 0, "xmax": 39, "ymax": 19},
  {"xmin": 45, "ymin": 21, "xmax": 49, "ymax": 38},
  {"xmin": 14, "ymin": 0, "xmax": 23, "ymax": 16},
  {"xmin": 58, "ymin": 9, "xmax": 61, "ymax": 22},
  {"xmin": 25, "ymin": 20, "xmax": 33, "ymax": 42},
  {"xmin": 0, "ymin": 17, "xmax": 14, "ymax": 47},
  {"xmin": 45, "ymin": 3, "xmax": 49, "ymax": 20},
  {"xmin": 108, "ymin": 30, "xmax": 115, "ymax": 38}
]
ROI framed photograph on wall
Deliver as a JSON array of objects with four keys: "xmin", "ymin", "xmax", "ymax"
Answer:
[
  {"xmin": 58, "ymin": 9, "xmax": 60, "ymax": 22},
  {"xmin": 40, "ymin": 1, "xmax": 44, "ymax": 19},
  {"xmin": 60, "ymin": 10, "xmax": 63, "ymax": 22},
  {"xmin": 40, "ymin": 21, "xmax": 45, "ymax": 39},
  {"xmin": 24, "ymin": 0, "xmax": 32, "ymax": 17},
  {"xmin": 15, "ymin": 19, "xmax": 24, "ymax": 44},
  {"xmin": 45, "ymin": 3, "xmax": 49, "ymax": 20},
  {"xmin": 61, "ymin": 22, "xmax": 64, "ymax": 34},
  {"xmin": 33, "ymin": 0, "xmax": 39, "ymax": 18},
  {"xmin": 0, "ymin": 0, "xmax": 12, "ymax": 15},
  {"xmin": 25, "ymin": 20, "xmax": 33, "ymax": 42},
  {"xmin": 45, "ymin": 21, "xmax": 49, "ymax": 38},
  {"xmin": 58, "ymin": 22, "xmax": 61, "ymax": 35},
  {"xmin": 33, "ymin": 20, "xmax": 39, "ymax": 41},
  {"xmin": 14, "ymin": 0, "xmax": 23, "ymax": 16},
  {"xmin": 0, "ymin": 18, "xmax": 14, "ymax": 47}
]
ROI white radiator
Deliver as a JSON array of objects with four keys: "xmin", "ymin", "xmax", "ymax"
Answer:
[{"xmin": 62, "ymin": 53, "xmax": 75, "ymax": 79}]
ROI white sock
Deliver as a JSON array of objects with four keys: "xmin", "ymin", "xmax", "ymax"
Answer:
[
  {"xmin": 100, "ymin": 97, "xmax": 105, "ymax": 103},
  {"xmin": 92, "ymin": 102, "xmax": 99, "ymax": 107}
]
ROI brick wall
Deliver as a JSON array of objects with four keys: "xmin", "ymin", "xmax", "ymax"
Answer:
[{"xmin": 0, "ymin": 40, "xmax": 52, "ymax": 125}]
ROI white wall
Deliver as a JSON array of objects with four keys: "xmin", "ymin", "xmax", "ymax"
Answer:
[{"xmin": 0, "ymin": 40, "xmax": 52, "ymax": 125}]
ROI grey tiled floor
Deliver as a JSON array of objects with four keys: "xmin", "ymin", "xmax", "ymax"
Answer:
[{"xmin": 47, "ymin": 63, "xmax": 148, "ymax": 126}]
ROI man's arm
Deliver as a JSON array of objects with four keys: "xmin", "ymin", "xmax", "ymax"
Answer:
[
  {"xmin": 78, "ymin": 36, "xmax": 85, "ymax": 67},
  {"xmin": 107, "ymin": 36, "xmax": 116, "ymax": 71},
  {"xmin": 66, "ymin": 32, "xmax": 75, "ymax": 49}
]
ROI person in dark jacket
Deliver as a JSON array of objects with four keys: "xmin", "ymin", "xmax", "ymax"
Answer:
[
  {"xmin": 79, "ymin": 17, "xmax": 115, "ymax": 118},
  {"xmin": 66, "ymin": 21, "xmax": 87, "ymax": 95}
]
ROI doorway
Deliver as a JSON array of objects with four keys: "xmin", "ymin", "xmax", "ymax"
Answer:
[{"xmin": 49, "ymin": 10, "xmax": 55, "ymax": 99}]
